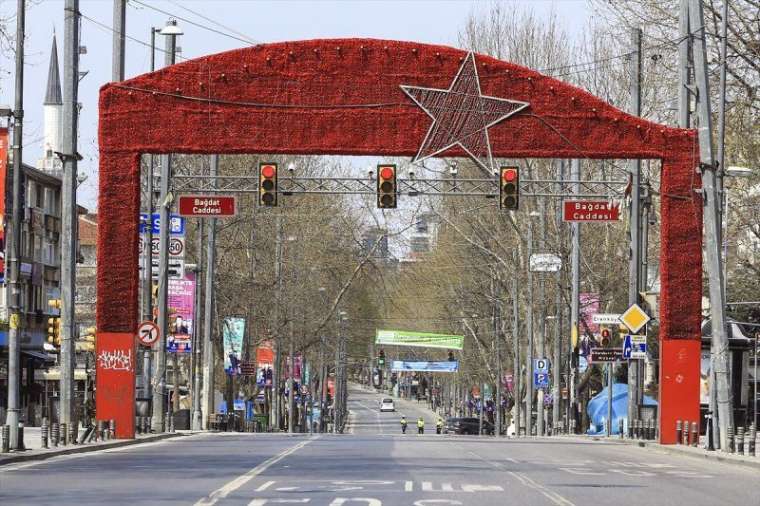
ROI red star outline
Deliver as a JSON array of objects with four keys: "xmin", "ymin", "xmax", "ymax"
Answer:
[{"xmin": 401, "ymin": 52, "xmax": 529, "ymax": 173}]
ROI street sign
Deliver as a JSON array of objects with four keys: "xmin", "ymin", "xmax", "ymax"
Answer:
[
  {"xmin": 529, "ymin": 253, "xmax": 562, "ymax": 272},
  {"xmin": 136, "ymin": 321, "xmax": 159, "ymax": 347},
  {"xmin": 239, "ymin": 362, "xmax": 257, "ymax": 376},
  {"xmin": 140, "ymin": 236, "xmax": 185, "ymax": 259},
  {"xmin": 178, "ymin": 195, "xmax": 237, "ymax": 217},
  {"xmin": 149, "ymin": 258, "xmax": 185, "ymax": 279},
  {"xmin": 590, "ymin": 348, "xmax": 623, "ymax": 363},
  {"xmin": 592, "ymin": 313, "xmax": 622, "ymax": 324},
  {"xmin": 578, "ymin": 355, "xmax": 589, "ymax": 373},
  {"xmin": 139, "ymin": 213, "xmax": 185, "ymax": 236},
  {"xmin": 534, "ymin": 358, "xmax": 550, "ymax": 374},
  {"xmin": 534, "ymin": 371, "xmax": 550, "ymax": 389},
  {"xmin": 623, "ymin": 334, "xmax": 647, "ymax": 359},
  {"xmin": 619, "ymin": 303, "xmax": 650, "ymax": 333},
  {"xmin": 562, "ymin": 200, "xmax": 620, "ymax": 222}
]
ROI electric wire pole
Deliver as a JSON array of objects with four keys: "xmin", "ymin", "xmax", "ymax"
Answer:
[
  {"xmin": 111, "ymin": 0, "xmax": 125, "ymax": 81},
  {"xmin": 689, "ymin": 0, "xmax": 733, "ymax": 451},
  {"xmin": 627, "ymin": 26, "xmax": 643, "ymax": 437},
  {"xmin": 569, "ymin": 159, "xmax": 581, "ymax": 433},
  {"xmin": 512, "ymin": 263, "xmax": 521, "ymax": 436},
  {"xmin": 191, "ymin": 220, "xmax": 204, "ymax": 430},
  {"xmin": 59, "ymin": 0, "xmax": 80, "ymax": 435},
  {"xmin": 526, "ymin": 224, "xmax": 534, "ymax": 437},
  {"xmin": 537, "ymin": 198, "xmax": 547, "ymax": 436},
  {"xmin": 5, "ymin": 0, "xmax": 25, "ymax": 450},
  {"xmin": 201, "ymin": 154, "xmax": 218, "ymax": 430}
]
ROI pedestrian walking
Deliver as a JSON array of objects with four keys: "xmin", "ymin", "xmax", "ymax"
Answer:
[
  {"xmin": 400, "ymin": 416, "xmax": 407, "ymax": 434},
  {"xmin": 417, "ymin": 417, "xmax": 425, "ymax": 434},
  {"xmin": 436, "ymin": 416, "xmax": 443, "ymax": 434}
]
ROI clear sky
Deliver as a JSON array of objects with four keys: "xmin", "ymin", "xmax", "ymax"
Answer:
[{"xmin": 0, "ymin": 0, "xmax": 590, "ymax": 209}]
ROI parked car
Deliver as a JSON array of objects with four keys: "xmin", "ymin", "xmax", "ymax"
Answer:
[
  {"xmin": 443, "ymin": 417, "xmax": 494, "ymax": 435},
  {"xmin": 379, "ymin": 398, "xmax": 396, "ymax": 412}
]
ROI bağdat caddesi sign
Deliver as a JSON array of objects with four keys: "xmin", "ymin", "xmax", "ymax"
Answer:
[
  {"xmin": 178, "ymin": 195, "xmax": 237, "ymax": 218},
  {"xmin": 562, "ymin": 200, "xmax": 620, "ymax": 223}
]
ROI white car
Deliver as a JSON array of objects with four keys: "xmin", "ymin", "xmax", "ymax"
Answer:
[{"xmin": 379, "ymin": 398, "xmax": 395, "ymax": 412}]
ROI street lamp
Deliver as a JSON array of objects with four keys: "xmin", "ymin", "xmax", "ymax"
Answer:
[{"xmin": 159, "ymin": 19, "xmax": 183, "ymax": 36}]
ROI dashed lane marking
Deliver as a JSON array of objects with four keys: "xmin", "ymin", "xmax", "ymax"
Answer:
[{"xmin": 194, "ymin": 437, "xmax": 315, "ymax": 506}]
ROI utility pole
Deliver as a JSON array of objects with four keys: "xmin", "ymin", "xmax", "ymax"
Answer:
[
  {"xmin": 689, "ymin": 0, "xmax": 733, "ymax": 451},
  {"xmin": 334, "ymin": 312, "xmax": 342, "ymax": 433},
  {"xmin": 569, "ymin": 159, "xmax": 581, "ymax": 433},
  {"xmin": 59, "ymin": 0, "xmax": 80, "ymax": 435},
  {"xmin": 201, "ymin": 155, "xmax": 218, "ymax": 430},
  {"xmin": 141, "ymin": 27, "xmax": 158, "ymax": 400},
  {"xmin": 552, "ymin": 161, "xmax": 565, "ymax": 434},
  {"xmin": 271, "ymin": 214, "xmax": 283, "ymax": 430},
  {"xmin": 191, "ymin": 220, "xmax": 204, "ymax": 430},
  {"xmin": 512, "ymin": 263, "xmax": 520, "ymax": 437},
  {"xmin": 493, "ymin": 275, "xmax": 502, "ymax": 438},
  {"xmin": 111, "ymin": 0, "xmax": 125, "ymax": 81},
  {"xmin": 5, "ymin": 0, "xmax": 25, "ymax": 450},
  {"xmin": 526, "ymin": 224, "xmax": 534, "ymax": 437},
  {"xmin": 152, "ymin": 22, "xmax": 178, "ymax": 432},
  {"xmin": 288, "ymin": 324, "xmax": 295, "ymax": 433},
  {"xmin": 627, "ymin": 26, "xmax": 643, "ymax": 437},
  {"xmin": 537, "ymin": 198, "xmax": 547, "ymax": 436}
]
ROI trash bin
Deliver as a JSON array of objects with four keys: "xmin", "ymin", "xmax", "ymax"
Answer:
[{"xmin": 173, "ymin": 409, "xmax": 191, "ymax": 430}]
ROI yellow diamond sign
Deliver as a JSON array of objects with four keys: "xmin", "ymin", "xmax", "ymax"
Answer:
[{"xmin": 619, "ymin": 303, "xmax": 650, "ymax": 333}]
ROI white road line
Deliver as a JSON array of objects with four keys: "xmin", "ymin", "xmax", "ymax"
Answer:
[
  {"xmin": 194, "ymin": 437, "xmax": 315, "ymax": 506},
  {"xmin": 467, "ymin": 450, "xmax": 575, "ymax": 506},
  {"xmin": 255, "ymin": 480, "xmax": 276, "ymax": 491}
]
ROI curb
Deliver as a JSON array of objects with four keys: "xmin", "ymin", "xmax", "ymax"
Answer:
[
  {"xmin": 550, "ymin": 434, "xmax": 760, "ymax": 471},
  {"xmin": 0, "ymin": 432, "xmax": 187, "ymax": 466}
]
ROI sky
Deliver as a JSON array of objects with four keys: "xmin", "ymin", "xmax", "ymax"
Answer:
[{"xmin": 0, "ymin": 0, "xmax": 591, "ymax": 210}]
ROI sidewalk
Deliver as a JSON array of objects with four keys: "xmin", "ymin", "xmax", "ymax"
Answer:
[
  {"xmin": 568, "ymin": 434, "xmax": 760, "ymax": 471},
  {"xmin": 0, "ymin": 430, "xmax": 186, "ymax": 466}
]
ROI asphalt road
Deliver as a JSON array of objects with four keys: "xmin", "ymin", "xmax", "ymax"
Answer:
[{"xmin": 1, "ymin": 386, "xmax": 758, "ymax": 505}]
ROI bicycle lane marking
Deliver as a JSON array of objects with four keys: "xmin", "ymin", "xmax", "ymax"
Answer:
[{"xmin": 194, "ymin": 437, "xmax": 316, "ymax": 506}]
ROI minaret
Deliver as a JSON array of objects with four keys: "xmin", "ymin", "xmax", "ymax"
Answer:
[{"xmin": 38, "ymin": 33, "xmax": 63, "ymax": 173}]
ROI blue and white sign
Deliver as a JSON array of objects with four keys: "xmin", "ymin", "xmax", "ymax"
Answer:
[
  {"xmin": 534, "ymin": 371, "xmax": 550, "ymax": 389},
  {"xmin": 578, "ymin": 355, "xmax": 589, "ymax": 374},
  {"xmin": 140, "ymin": 213, "xmax": 186, "ymax": 236},
  {"xmin": 534, "ymin": 358, "xmax": 550, "ymax": 374},
  {"xmin": 624, "ymin": 334, "xmax": 647, "ymax": 359},
  {"xmin": 390, "ymin": 360, "xmax": 458, "ymax": 373}
]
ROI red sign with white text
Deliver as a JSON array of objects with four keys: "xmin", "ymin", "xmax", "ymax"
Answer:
[
  {"xmin": 563, "ymin": 200, "xmax": 620, "ymax": 222},
  {"xmin": 178, "ymin": 195, "xmax": 237, "ymax": 217},
  {"xmin": 95, "ymin": 332, "xmax": 136, "ymax": 438}
]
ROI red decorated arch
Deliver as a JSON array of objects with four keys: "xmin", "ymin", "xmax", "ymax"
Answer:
[{"xmin": 97, "ymin": 38, "xmax": 701, "ymax": 442}]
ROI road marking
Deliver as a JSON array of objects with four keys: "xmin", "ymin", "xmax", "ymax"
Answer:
[
  {"xmin": 507, "ymin": 471, "xmax": 575, "ymax": 506},
  {"xmin": 414, "ymin": 501, "xmax": 463, "ymax": 506},
  {"xmin": 422, "ymin": 481, "xmax": 454, "ymax": 492},
  {"xmin": 249, "ymin": 500, "xmax": 310, "ymax": 505},
  {"xmin": 255, "ymin": 481, "xmax": 276, "ymax": 492},
  {"xmin": 195, "ymin": 437, "xmax": 315, "ymax": 506},
  {"xmin": 460, "ymin": 484, "xmax": 504, "ymax": 492},
  {"xmin": 466, "ymin": 450, "xmax": 574, "ymax": 506},
  {"xmin": 559, "ymin": 467, "xmax": 606, "ymax": 476},
  {"xmin": 405, "ymin": 481, "xmax": 414, "ymax": 492},
  {"xmin": 329, "ymin": 499, "xmax": 381, "ymax": 506}
]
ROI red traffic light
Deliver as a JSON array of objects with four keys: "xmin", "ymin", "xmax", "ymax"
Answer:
[
  {"xmin": 259, "ymin": 162, "xmax": 278, "ymax": 207},
  {"xmin": 261, "ymin": 164, "xmax": 276, "ymax": 179},
  {"xmin": 499, "ymin": 166, "xmax": 519, "ymax": 210},
  {"xmin": 376, "ymin": 164, "xmax": 397, "ymax": 209},
  {"xmin": 379, "ymin": 167, "xmax": 394, "ymax": 180},
  {"xmin": 502, "ymin": 168, "xmax": 517, "ymax": 182}
]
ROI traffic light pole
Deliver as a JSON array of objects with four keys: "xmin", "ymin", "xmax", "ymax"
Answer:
[
  {"xmin": 526, "ymin": 224, "xmax": 534, "ymax": 437},
  {"xmin": 569, "ymin": 159, "xmax": 581, "ymax": 433},
  {"xmin": 59, "ymin": 0, "xmax": 80, "ymax": 434}
]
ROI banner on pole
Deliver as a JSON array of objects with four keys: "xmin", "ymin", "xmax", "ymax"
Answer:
[
  {"xmin": 376, "ymin": 330, "xmax": 464, "ymax": 350},
  {"xmin": 390, "ymin": 360, "xmax": 459, "ymax": 373},
  {"xmin": 222, "ymin": 317, "xmax": 246, "ymax": 375}
]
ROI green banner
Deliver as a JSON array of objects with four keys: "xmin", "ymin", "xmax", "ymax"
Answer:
[{"xmin": 375, "ymin": 330, "xmax": 464, "ymax": 350}]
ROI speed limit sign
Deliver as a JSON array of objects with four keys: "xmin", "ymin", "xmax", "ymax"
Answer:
[{"xmin": 136, "ymin": 321, "xmax": 160, "ymax": 347}]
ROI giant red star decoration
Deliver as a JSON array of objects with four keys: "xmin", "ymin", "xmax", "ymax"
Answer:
[{"xmin": 401, "ymin": 52, "xmax": 529, "ymax": 173}]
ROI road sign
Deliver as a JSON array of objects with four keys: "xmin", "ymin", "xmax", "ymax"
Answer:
[
  {"xmin": 534, "ymin": 372, "xmax": 550, "ymax": 389},
  {"xmin": 534, "ymin": 358, "xmax": 550, "ymax": 374},
  {"xmin": 592, "ymin": 313, "xmax": 622, "ymax": 324},
  {"xmin": 239, "ymin": 362, "xmax": 257, "ymax": 376},
  {"xmin": 178, "ymin": 195, "xmax": 237, "ymax": 217},
  {"xmin": 529, "ymin": 253, "xmax": 562, "ymax": 272},
  {"xmin": 139, "ymin": 213, "xmax": 185, "ymax": 236},
  {"xmin": 590, "ymin": 348, "xmax": 623, "ymax": 363},
  {"xmin": 624, "ymin": 334, "xmax": 647, "ymax": 359},
  {"xmin": 136, "ymin": 321, "xmax": 159, "ymax": 347},
  {"xmin": 140, "ymin": 236, "xmax": 185, "ymax": 259},
  {"xmin": 562, "ymin": 200, "xmax": 620, "ymax": 222},
  {"xmin": 578, "ymin": 355, "xmax": 589, "ymax": 373},
  {"xmin": 619, "ymin": 303, "xmax": 650, "ymax": 333},
  {"xmin": 149, "ymin": 258, "xmax": 185, "ymax": 279}
]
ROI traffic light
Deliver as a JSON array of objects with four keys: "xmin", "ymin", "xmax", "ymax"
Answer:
[
  {"xmin": 376, "ymin": 164, "xmax": 397, "ymax": 209},
  {"xmin": 378, "ymin": 349, "xmax": 385, "ymax": 366},
  {"xmin": 499, "ymin": 166, "xmax": 519, "ymax": 210},
  {"xmin": 600, "ymin": 326, "xmax": 611, "ymax": 347},
  {"xmin": 47, "ymin": 316, "xmax": 61, "ymax": 349},
  {"xmin": 259, "ymin": 162, "xmax": 278, "ymax": 207},
  {"xmin": 77, "ymin": 327, "xmax": 96, "ymax": 352}
]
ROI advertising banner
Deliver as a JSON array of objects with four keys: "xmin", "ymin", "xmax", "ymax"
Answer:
[
  {"xmin": 223, "ymin": 317, "xmax": 245, "ymax": 375},
  {"xmin": 167, "ymin": 273, "xmax": 194, "ymax": 353},
  {"xmin": 376, "ymin": 330, "xmax": 464, "ymax": 350},
  {"xmin": 579, "ymin": 293, "xmax": 601, "ymax": 335},
  {"xmin": 0, "ymin": 127, "xmax": 7, "ymax": 283},
  {"xmin": 390, "ymin": 360, "xmax": 459, "ymax": 373}
]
